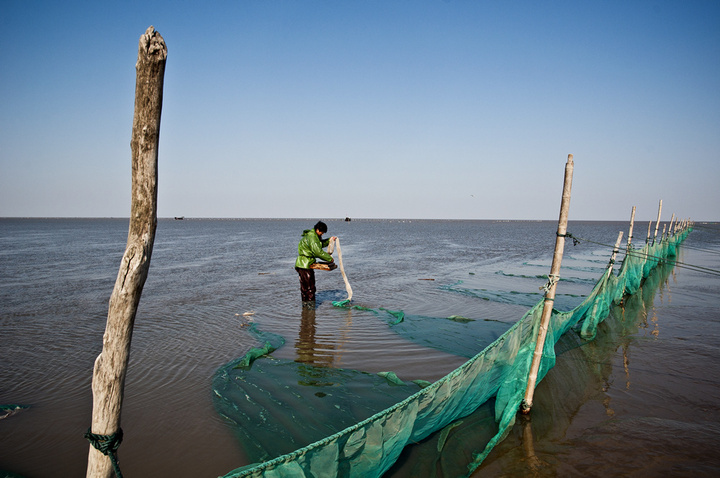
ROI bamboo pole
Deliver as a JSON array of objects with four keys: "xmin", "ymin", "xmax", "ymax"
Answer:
[
  {"xmin": 610, "ymin": 231, "xmax": 624, "ymax": 266},
  {"xmin": 521, "ymin": 154, "xmax": 574, "ymax": 414},
  {"xmin": 646, "ymin": 221, "xmax": 653, "ymax": 244},
  {"xmin": 653, "ymin": 199, "xmax": 663, "ymax": 245},
  {"xmin": 627, "ymin": 206, "xmax": 636, "ymax": 250},
  {"xmin": 87, "ymin": 26, "xmax": 167, "ymax": 478},
  {"xmin": 668, "ymin": 214, "xmax": 676, "ymax": 238},
  {"xmin": 598, "ymin": 231, "xmax": 624, "ymax": 295}
]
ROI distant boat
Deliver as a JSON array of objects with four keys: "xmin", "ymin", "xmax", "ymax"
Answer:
[
  {"xmin": 344, "ymin": 217, "xmax": 351, "ymax": 222},
  {"xmin": 174, "ymin": 216, "xmax": 184, "ymax": 220}
]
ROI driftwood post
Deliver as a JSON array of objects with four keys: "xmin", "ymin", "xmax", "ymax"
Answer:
[
  {"xmin": 521, "ymin": 154, "xmax": 574, "ymax": 414},
  {"xmin": 87, "ymin": 26, "xmax": 167, "ymax": 478}
]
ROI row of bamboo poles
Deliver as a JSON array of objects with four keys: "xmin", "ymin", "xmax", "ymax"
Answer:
[{"xmin": 522, "ymin": 156, "xmax": 692, "ymax": 414}]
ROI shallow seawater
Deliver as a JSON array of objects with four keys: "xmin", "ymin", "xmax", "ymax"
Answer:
[{"xmin": 1, "ymin": 218, "xmax": 719, "ymax": 477}]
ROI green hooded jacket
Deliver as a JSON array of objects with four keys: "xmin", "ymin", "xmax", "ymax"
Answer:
[{"xmin": 295, "ymin": 229, "xmax": 333, "ymax": 269}]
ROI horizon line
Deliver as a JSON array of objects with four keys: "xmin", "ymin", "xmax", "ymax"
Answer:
[{"xmin": 0, "ymin": 216, "xmax": 710, "ymax": 223}]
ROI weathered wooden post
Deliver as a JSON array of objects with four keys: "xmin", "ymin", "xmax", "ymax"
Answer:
[
  {"xmin": 86, "ymin": 26, "xmax": 167, "ymax": 478},
  {"xmin": 521, "ymin": 154, "xmax": 574, "ymax": 414}
]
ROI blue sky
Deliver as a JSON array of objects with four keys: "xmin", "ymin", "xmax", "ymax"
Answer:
[{"xmin": 1, "ymin": 1, "xmax": 718, "ymax": 221}]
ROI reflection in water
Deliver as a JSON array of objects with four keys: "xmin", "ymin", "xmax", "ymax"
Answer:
[
  {"xmin": 295, "ymin": 306, "xmax": 330, "ymax": 367},
  {"xmin": 294, "ymin": 306, "xmax": 354, "ymax": 386},
  {"xmin": 521, "ymin": 415, "xmax": 549, "ymax": 475},
  {"xmin": 650, "ymin": 309, "xmax": 660, "ymax": 337},
  {"xmin": 622, "ymin": 344, "xmax": 630, "ymax": 391}
]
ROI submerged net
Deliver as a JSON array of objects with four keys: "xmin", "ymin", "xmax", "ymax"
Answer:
[{"xmin": 212, "ymin": 227, "xmax": 691, "ymax": 477}]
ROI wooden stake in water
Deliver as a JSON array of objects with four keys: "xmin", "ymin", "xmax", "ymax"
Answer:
[
  {"xmin": 521, "ymin": 154, "xmax": 574, "ymax": 414},
  {"xmin": 87, "ymin": 26, "xmax": 166, "ymax": 478}
]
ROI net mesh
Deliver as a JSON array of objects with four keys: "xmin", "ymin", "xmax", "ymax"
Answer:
[{"xmin": 212, "ymin": 228, "xmax": 690, "ymax": 477}]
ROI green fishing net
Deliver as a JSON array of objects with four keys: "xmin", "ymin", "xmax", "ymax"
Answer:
[{"xmin": 212, "ymin": 228, "xmax": 690, "ymax": 477}]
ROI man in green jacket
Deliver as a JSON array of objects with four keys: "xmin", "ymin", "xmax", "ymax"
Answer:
[{"xmin": 295, "ymin": 221, "xmax": 337, "ymax": 304}]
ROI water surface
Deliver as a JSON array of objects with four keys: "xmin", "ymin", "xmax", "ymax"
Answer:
[{"xmin": 1, "ymin": 218, "xmax": 718, "ymax": 477}]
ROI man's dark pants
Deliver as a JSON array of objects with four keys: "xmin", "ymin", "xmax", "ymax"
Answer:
[{"xmin": 295, "ymin": 267, "xmax": 316, "ymax": 302}]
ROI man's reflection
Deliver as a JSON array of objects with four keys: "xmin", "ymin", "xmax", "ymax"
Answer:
[{"xmin": 295, "ymin": 306, "xmax": 336, "ymax": 386}]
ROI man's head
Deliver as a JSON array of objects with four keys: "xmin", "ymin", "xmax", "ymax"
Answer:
[{"xmin": 314, "ymin": 221, "xmax": 328, "ymax": 236}]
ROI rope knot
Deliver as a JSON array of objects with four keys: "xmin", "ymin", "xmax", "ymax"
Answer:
[
  {"xmin": 558, "ymin": 232, "xmax": 579, "ymax": 246},
  {"xmin": 85, "ymin": 428, "xmax": 124, "ymax": 478},
  {"xmin": 540, "ymin": 274, "xmax": 560, "ymax": 293}
]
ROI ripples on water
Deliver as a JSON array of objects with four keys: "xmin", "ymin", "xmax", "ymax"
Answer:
[{"xmin": 1, "ymin": 218, "xmax": 719, "ymax": 477}]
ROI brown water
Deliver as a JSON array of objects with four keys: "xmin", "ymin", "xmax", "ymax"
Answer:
[{"xmin": 1, "ymin": 219, "xmax": 719, "ymax": 477}]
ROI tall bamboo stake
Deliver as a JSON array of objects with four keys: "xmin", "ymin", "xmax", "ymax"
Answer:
[
  {"xmin": 521, "ymin": 154, "xmax": 574, "ymax": 414},
  {"xmin": 668, "ymin": 214, "xmax": 676, "ymax": 238},
  {"xmin": 627, "ymin": 206, "xmax": 636, "ymax": 250},
  {"xmin": 87, "ymin": 26, "xmax": 167, "ymax": 478},
  {"xmin": 646, "ymin": 221, "xmax": 653, "ymax": 244},
  {"xmin": 653, "ymin": 199, "xmax": 663, "ymax": 245},
  {"xmin": 610, "ymin": 231, "xmax": 624, "ymax": 265}
]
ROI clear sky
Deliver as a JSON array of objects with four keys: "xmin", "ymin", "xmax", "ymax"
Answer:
[{"xmin": 1, "ymin": 1, "xmax": 718, "ymax": 221}]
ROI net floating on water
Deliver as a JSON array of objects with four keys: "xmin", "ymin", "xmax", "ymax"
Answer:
[{"xmin": 214, "ymin": 228, "xmax": 691, "ymax": 477}]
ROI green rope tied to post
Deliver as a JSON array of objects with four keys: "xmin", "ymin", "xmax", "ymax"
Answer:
[
  {"xmin": 85, "ymin": 427, "xmax": 124, "ymax": 478},
  {"xmin": 558, "ymin": 231, "xmax": 580, "ymax": 246}
]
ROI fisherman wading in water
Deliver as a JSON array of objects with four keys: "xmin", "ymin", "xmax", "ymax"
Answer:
[{"xmin": 295, "ymin": 221, "xmax": 337, "ymax": 306}]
